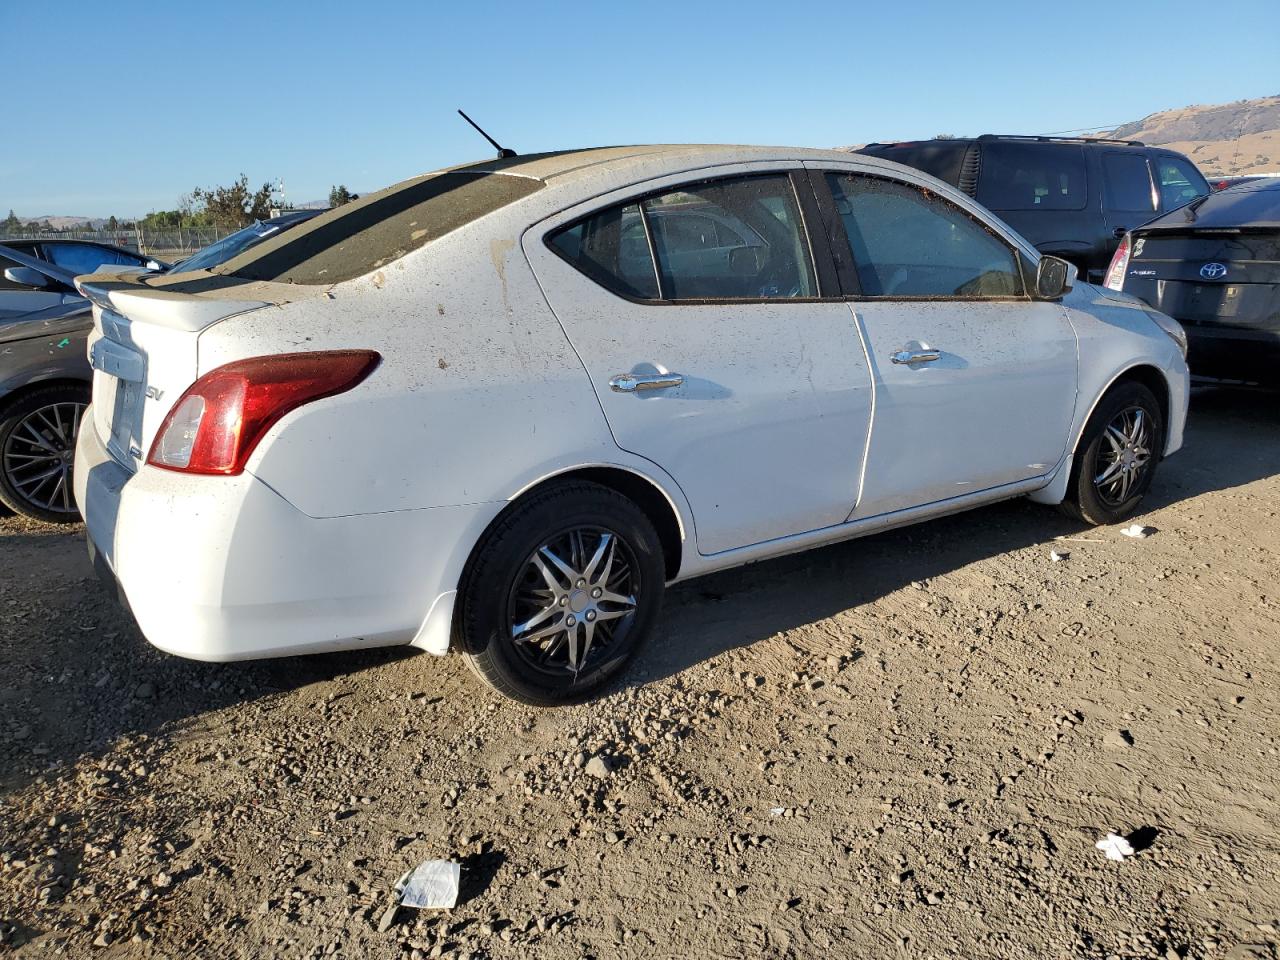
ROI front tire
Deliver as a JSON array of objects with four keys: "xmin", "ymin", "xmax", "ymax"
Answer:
[
  {"xmin": 1059, "ymin": 380, "xmax": 1162, "ymax": 525},
  {"xmin": 459, "ymin": 481, "xmax": 665, "ymax": 706},
  {"xmin": 0, "ymin": 384, "xmax": 90, "ymax": 524}
]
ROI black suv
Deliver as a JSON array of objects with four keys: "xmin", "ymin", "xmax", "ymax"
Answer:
[{"xmin": 857, "ymin": 135, "xmax": 1209, "ymax": 282}]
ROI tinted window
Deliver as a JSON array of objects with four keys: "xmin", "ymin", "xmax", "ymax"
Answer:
[
  {"xmin": 1104, "ymin": 154, "xmax": 1156, "ymax": 212},
  {"xmin": 645, "ymin": 175, "xmax": 815, "ymax": 299},
  {"xmin": 1154, "ymin": 155, "xmax": 1209, "ymax": 210},
  {"xmin": 550, "ymin": 203, "xmax": 658, "ymax": 299},
  {"xmin": 42, "ymin": 243, "xmax": 144, "ymax": 275},
  {"xmin": 977, "ymin": 143, "xmax": 1087, "ymax": 211},
  {"xmin": 861, "ymin": 143, "xmax": 968, "ymax": 187},
  {"xmin": 826, "ymin": 173, "xmax": 1024, "ymax": 298}
]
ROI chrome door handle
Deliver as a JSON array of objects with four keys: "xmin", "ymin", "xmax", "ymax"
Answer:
[
  {"xmin": 609, "ymin": 372, "xmax": 685, "ymax": 393},
  {"xmin": 890, "ymin": 349, "xmax": 941, "ymax": 365}
]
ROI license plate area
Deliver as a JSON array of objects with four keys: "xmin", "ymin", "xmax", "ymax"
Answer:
[{"xmin": 90, "ymin": 334, "xmax": 146, "ymax": 469}]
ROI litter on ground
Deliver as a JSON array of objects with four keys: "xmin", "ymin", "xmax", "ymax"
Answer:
[
  {"xmin": 1121, "ymin": 525, "xmax": 1156, "ymax": 538},
  {"xmin": 1096, "ymin": 833, "xmax": 1136, "ymax": 861},
  {"xmin": 396, "ymin": 860, "xmax": 461, "ymax": 910}
]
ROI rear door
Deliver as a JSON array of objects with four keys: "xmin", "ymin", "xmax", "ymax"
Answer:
[
  {"xmin": 1102, "ymin": 151, "xmax": 1159, "ymax": 238},
  {"xmin": 975, "ymin": 141, "xmax": 1093, "ymax": 268},
  {"xmin": 809, "ymin": 164, "xmax": 1078, "ymax": 517},
  {"xmin": 525, "ymin": 166, "xmax": 874, "ymax": 555}
]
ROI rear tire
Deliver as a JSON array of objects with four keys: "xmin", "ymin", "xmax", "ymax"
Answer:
[
  {"xmin": 459, "ymin": 481, "xmax": 665, "ymax": 706},
  {"xmin": 0, "ymin": 384, "xmax": 90, "ymax": 524},
  {"xmin": 1058, "ymin": 380, "xmax": 1162, "ymax": 526}
]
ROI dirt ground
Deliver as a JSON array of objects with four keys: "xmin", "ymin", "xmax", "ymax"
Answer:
[{"xmin": 1, "ymin": 388, "xmax": 1278, "ymax": 960}]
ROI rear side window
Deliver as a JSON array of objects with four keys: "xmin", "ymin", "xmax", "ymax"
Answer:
[
  {"xmin": 976, "ymin": 143, "xmax": 1087, "ymax": 211},
  {"xmin": 549, "ymin": 174, "xmax": 816, "ymax": 301},
  {"xmin": 862, "ymin": 143, "xmax": 967, "ymax": 187},
  {"xmin": 217, "ymin": 171, "xmax": 543, "ymax": 285},
  {"xmin": 1154, "ymin": 155, "xmax": 1209, "ymax": 210},
  {"xmin": 1103, "ymin": 154, "xmax": 1156, "ymax": 213},
  {"xmin": 826, "ymin": 173, "xmax": 1024, "ymax": 298},
  {"xmin": 549, "ymin": 204, "xmax": 658, "ymax": 299}
]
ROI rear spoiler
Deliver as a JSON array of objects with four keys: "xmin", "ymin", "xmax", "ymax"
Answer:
[{"xmin": 76, "ymin": 268, "xmax": 271, "ymax": 333}]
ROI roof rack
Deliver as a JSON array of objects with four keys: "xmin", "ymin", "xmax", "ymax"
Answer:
[{"xmin": 977, "ymin": 133, "xmax": 1145, "ymax": 146}]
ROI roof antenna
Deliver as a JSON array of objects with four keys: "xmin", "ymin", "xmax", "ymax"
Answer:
[{"xmin": 457, "ymin": 109, "xmax": 517, "ymax": 159}]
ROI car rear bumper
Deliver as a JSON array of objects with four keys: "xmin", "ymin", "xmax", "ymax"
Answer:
[
  {"xmin": 74, "ymin": 412, "xmax": 503, "ymax": 661},
  {"xmin": 1184, "ymin": 326, "xmax": 1280, "ymax": 383}
]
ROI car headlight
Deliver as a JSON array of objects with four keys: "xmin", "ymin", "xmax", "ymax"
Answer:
[{"xmin": 1145, "ymin": 309, "xmax": 1188, "ymax": 359}]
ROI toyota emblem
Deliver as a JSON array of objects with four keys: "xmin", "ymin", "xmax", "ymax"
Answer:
[{"xmin": 1199, "ymin": 262, "xmax": 1228, "ymax": 280}]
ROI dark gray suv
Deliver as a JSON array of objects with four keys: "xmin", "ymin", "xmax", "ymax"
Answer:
[{"xmin": 857, "ymin": 135, "xmax": 1210, "ymax": 283}]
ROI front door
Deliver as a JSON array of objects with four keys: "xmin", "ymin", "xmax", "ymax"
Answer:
[
  {"xmin": 811, "ymin": 166, "xmax": 1079, "ymax": 518},
  {"xmin": 526, "ymin": 168, "xmax": 874, "ymax": 555}
]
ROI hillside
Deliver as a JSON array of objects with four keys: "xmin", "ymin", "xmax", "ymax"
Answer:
[{"xmin": 1106, "ymin": 94, "xmax": 1280, "ymax": 175}]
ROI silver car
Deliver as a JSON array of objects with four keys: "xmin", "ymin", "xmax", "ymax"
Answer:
[{"xmin": 0, "ymin": 245, "xmax": 93, "ymax": 521}]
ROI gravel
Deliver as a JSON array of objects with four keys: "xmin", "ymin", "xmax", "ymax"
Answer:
[{"xmin": 1, "ymin": 388, "xmax": 1279, "ymax": 958}]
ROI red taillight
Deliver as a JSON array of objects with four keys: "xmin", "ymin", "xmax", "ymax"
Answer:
[
  {"xmin": 1104, "ymin": 235, "xmax": 1130, "ymax": 291},
  {"xmin": 147, "ymin": 350, "xmax": 381, "ymax": 475}
]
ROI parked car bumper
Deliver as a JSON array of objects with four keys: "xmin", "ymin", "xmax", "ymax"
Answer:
[
  {"xmin": 74, "ymin": 411, "xmax": 502, "ymax": 661},
  {"xmin": 1184, "ymin": 326, "xmax": 1280, "ymax": 384}
]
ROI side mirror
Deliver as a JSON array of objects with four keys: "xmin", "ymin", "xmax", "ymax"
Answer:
[
  {"xmin": 1034, "ymin": 256, "xmax": 1074, "ymax": 300},
  {"xmin": 3, "ymin": 266, "xmax": 49, "ymax": 289},
  {"xmin": 145, "ymin": 259, "xmax": 164, "ymax": 271}
]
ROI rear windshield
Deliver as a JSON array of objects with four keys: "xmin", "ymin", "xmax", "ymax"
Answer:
[
  {"xmin": 1133, "ymin": 233, "xmax": 1280, "ymax": 263},
  {"xmin": 977, "ymin": 143, "xmax": 1087, "ymax": 211},
  {"xmin": 212, "ymin": 171, "xmax": 543, "ymax": 285}
]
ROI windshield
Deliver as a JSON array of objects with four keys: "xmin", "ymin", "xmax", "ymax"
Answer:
[{"xmin": 173, "ymin": 220, "xmax": 287, "ymax": 273}]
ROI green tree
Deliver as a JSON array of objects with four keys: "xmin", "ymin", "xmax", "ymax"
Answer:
[
  {"xmin": 106, "ymin": 215, "xmax": 119, "ymax": 231},
  {"xmin": 193, "ymin": 174, "xmax": 275, "ymax": 228},
  {"xmin": 329, "ymin": 184, "xmax": 353, "ymax": 207},
  {"xmin": 2, "ymin": 209, "xmax": 22, "ymax": 233}
]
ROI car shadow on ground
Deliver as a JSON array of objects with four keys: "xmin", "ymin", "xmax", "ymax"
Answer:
[
  {"xmin": 623, "ymin": 385, "xmax": 1280, "ymax": 690},
  {"xmin": 2, "ymin": 387, "xmax": 1278, "ymax": 796}
]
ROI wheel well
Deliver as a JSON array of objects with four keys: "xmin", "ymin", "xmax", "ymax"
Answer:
[
  {"xmin": 0, "ymin": 378, "xmax": 91, "ymax": 413},
  {"xmin": 557, "ymin": 467, "xmax": 684, "ymax": 580},
  {"xmin": 471, "ymin": 467, "xmax": 685, "ymax": 583},
  {"xmin": 1111, "ymin": 365, "xmax": 1171, "ymax": 452}
]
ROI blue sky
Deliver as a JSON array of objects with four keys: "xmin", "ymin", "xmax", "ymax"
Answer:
[{"xmin": 3, "ymin": 0, "xmax": 1277, "ymax": 217}]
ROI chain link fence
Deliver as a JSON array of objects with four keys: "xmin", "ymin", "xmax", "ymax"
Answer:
[{"xmin": 0, "ymin": 226, "xmax": 237, "ymax": 262}]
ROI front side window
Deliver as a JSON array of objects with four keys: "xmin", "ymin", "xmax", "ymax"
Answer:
[
  {"xmin": 548, "ymin": 173, "xmax": 816, "ymax": 301},
  {"xmin": 826, "ymin": 173, "xmax": 1024, "ymax": 298},
  {"xmin": 1155, "ymin": 155, "xmax": 1209, "ymax": 210},
  {"xmin": 1103, "ymin": 154, "xmax": 1156, "ymax": 213},
  {"xmin": 977, "ymin": 143, "xmax": 1087, "ymax": 211}
]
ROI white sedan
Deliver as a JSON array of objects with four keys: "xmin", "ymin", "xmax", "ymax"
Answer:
[{"xmin": 74, "ymin": 145, "xmax": 1189, "ymax": 705}]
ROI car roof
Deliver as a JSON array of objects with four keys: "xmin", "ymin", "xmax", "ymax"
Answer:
[
  {"xmin": 448, "ymin": 144, "xmax": 880, "ymax": 181},
  {"xmin": 1139, "ymin": 178, "xmax": 1280, "ymax": 231},
  {"xmin": 862, "ymin": 135, "xmax": 1148, "ymax": 150}
]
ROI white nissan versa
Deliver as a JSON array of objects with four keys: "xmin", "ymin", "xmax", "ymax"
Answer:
[{"xmin": 74, "ymin": 145, "xmax": 1190, "ymax": 705}]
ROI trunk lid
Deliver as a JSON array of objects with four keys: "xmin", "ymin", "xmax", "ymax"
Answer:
[
  {"xmin": 77, "ymin": 269, "xmax": 272, "ymax": 471},
  {"xmin": 1127, "ymin": 228, "xmax": 1280, "ymax": 331}
]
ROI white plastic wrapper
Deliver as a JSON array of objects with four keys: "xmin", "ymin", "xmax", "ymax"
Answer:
[
  {"xmin": 396, "ymin": 860, "xmax": 460, "ymax": 909},
  {"xmin": 1120, "ymin": 525, "xmax": 1155, "ymax": 539},
  {"xmin": 1095, "ymin": 833, "xmax": 1135, "ymax": 861}
]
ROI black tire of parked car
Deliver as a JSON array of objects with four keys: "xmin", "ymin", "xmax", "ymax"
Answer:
[
  {"xmin": 0, "ymin": 384, "xmax": 90, "ymax": 524},
  {"xmin": 459, "ymin": 480, "xmax": 665, "ymax": 706},
  {"xmin": 1059, "ymin": 380, "xmax": 1163, "ymax": 526}
]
